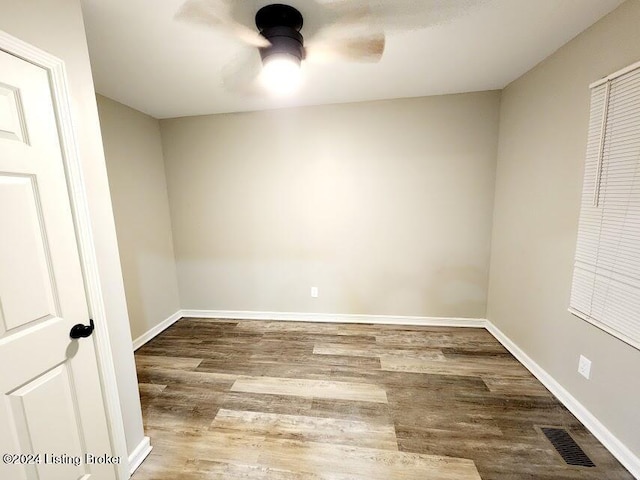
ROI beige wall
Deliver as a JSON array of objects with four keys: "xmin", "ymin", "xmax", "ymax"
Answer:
[
  {"xmin": 161, "ymin": 92, "xmax": 501, "ymax": 318},
  {"xmin": 488, "ymin": 0, "xmax": 640, "ymax": 458},
  {"xmin": 0, "ymin": 0, "xmax": 145, "ymax": 459},
  {"xmin": 97, "ymin": 95, "xmax": 180, "ymax": 342}
]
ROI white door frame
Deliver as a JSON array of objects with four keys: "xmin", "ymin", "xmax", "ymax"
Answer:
[{"xmin": 0, "ymin": 31, "xmax": 130, "ymax": 480}]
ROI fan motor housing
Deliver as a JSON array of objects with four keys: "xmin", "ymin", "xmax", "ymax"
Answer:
[{"xmin": 255, "ymin": 4, "xmax": 305, "ymax": 63}]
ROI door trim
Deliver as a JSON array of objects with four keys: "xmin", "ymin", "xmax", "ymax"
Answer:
[{"xmin": 0, "ymin": 31, "xmax": 129, "ymax": 480}]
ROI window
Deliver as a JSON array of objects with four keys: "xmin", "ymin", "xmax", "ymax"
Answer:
[{"xmin": 570, "ymin": 60, "xmax": 640, "ymax": 350}]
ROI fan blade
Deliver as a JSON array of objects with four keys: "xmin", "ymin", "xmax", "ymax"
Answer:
[
  {"xmin": 175, "ymin": 0, "xmax": 270, "ymax": 48},
  {"xmin": 306, "ymin": 0, "xmax": 482, "ymax": 63},
  {"xmin": 306, "ymin": 34, "xmax": 385, "ymax": 63},
  {"xmin": 315, "ymin": 0, "xmax": 481, "ymax": 30},
  {"xmin": 306, "ymin": 4, "xmax": 385, "ymax": 64},
  {"xmin": 370, "ymin": 0, "xmax": 481, "ymax": 29},
  {"xmin": 221, "ymin": 47, "xmax": 264, "ymax": 96}
]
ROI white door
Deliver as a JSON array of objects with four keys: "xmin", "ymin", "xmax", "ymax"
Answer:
[{"xmin": 0, "ymin": 50, "xmax": 116, "ymax": 479}]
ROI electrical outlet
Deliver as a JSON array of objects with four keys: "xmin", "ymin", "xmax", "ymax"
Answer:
[
  {"xmin": 578, "ymin": 355, "xmax": 592, "ymax": 379},
  {"xmin": 311, "ymin": 287, "xmax": 318, "ymax": 298}
]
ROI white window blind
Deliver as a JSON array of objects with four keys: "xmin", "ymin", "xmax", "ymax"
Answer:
[{"xmin": 569, "ymin": 61, "xmax": 640, "ymax": 351}]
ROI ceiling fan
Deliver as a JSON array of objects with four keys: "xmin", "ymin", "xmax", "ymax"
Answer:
[{"xmin": 175, "ymin": 0, "xmax": 477, "ymax": 96}]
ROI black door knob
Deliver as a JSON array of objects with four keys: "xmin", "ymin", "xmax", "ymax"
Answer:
[{"xmin": 70, "ymin": 319, "xmax": 95, "ymax": 339}]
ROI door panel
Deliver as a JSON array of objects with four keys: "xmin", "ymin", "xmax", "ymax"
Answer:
[
  {"xmin": 0, "ymin": 174, "xmax": 58, "ymax": 332},
  {"xmin": 0, "ymin": 49, "xmax": 116, "ymax": 480},
  {"xmin": 0, "ymin": 81, "xmax": 28, "ymax": 143},
  {"xmin": 8, "ymin": 364, "xmax": 86, "ymax": 480}
]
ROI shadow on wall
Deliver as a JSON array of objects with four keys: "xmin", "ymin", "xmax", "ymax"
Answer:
[
  {"xmin": 177, "ymin": 257, "xmax": 487, "ymax": 318},
  {"xmin": 340, "ymin": 265, "xmax": 488, "ymax": 317}
]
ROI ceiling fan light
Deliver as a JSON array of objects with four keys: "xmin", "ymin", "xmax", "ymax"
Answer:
[{"xmin": 260, "ymin": 54, "xmax": 302, "ymax": 96}]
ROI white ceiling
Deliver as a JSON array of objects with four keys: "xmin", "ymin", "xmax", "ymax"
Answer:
[{"xmin": 81, "ymin": 0, "xmax": 624, "ymax": 119}]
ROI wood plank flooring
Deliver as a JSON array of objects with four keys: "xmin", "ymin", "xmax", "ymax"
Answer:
[{"xmin": 132, "ymin": 319, "xmax": 634, "ymax": 479}]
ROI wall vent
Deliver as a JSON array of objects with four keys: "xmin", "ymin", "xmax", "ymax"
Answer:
[{"xmin": 541, "ymin": 427, "xmax": 595, "ymax": 467}]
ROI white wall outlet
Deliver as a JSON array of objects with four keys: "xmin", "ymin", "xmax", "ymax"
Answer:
[
  {"xmin": 310, "ymin": 287, "xmax": 318, "ymax": 298},
  {"xmin": 578, "ymin": 355, "xmax": 592, "ymax": 379}
]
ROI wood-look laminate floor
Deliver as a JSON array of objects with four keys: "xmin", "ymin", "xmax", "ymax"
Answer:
[{"xmin": 132, "ymin": 319, "xmax": 634, "ymax": 479}]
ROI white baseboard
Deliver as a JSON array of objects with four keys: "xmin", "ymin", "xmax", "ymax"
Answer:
[
  {"xmin": 180, "ymin": 309, "xmax": 486, "ymax": 327},
  {"xmin": 132, "ymin": 310, "xmax": 182, "ymax": 350},
  {"xmin": 485, "ymin": 321, "xmax": 640, "ymax": 479},
  {"xmin": 127, "ymin": 436, "xmax": 152, "ymax": 476}
]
